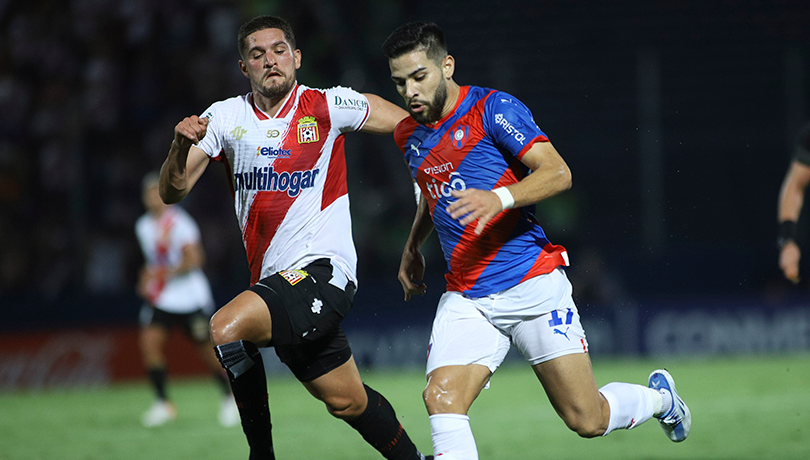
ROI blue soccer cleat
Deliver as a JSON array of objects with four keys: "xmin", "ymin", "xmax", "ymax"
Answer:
[{"xmin": 648, "ymin": 369, "xmax": 691, "ymax": 442}]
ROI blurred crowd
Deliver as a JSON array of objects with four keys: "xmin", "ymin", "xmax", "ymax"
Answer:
[
  {"xmin": 0, "ymin": 0, "xmax": 421, "ymax": 300},
  {"xmin": 4, "ymin": 0, "xmax": 807, "ymax": 314}
]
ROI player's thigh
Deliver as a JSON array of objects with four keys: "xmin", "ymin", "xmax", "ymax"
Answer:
[
  {"xmin": 209, "ymin": 290, "xmax": 273, "ymax": 346},
  {"xmin": 301, "ymin": 355, "xmax": 366, "ymax": 417},
  {"xmin": 139, "ymin": 324, "xmax": 168, "ymax": 354},
  {"xmin": 138, "ymin": 305, "xmax": 169, "ymax": 352},
  {"xmin": 532, "ymin": 353, "xmax": 606, "ymax": 423},
  {"xmin": 426, "ymin": 291, "xmax": 510, "ymax": 376},
  {"xmin": 424, "ymin": 364, "xmax": 492, "ymax": 415}
]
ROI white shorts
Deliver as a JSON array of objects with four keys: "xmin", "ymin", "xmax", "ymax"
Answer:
[{"xmin": 426, "ymin": 268, "xmax": 589, "ymax": 376}]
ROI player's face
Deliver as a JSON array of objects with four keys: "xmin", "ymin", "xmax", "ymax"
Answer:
[
  {"xmin": 239, "ymin": 28, "xmax": 301, "ymax": 100},
  {"xmin": 142, "ymin": 184, "xmax": 167, "ymax": 215},
  {"xmin": 389, "ymin": 50, "xmax": 450, "ymax": 124}
]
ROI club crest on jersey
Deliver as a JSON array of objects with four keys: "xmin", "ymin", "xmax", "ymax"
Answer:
[
  {"xmin": 280, "ymin": 269, "xmax": 309, "ymax": 285},
  {"xmin": 297, "ymin": 116, "xmax": 319, "ymax": 144},
  {"xmin": 452, "ymin": 125, "xmax": 469, "ymax": 149}
]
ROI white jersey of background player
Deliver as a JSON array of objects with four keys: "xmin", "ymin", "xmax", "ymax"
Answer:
[
  {"xmin": 135, "ymin": 202, "xmax": 214, "ymax": 313},
  {"xmin": 196, "ymin": 85, "xmax": 369, "ymax": 286}
]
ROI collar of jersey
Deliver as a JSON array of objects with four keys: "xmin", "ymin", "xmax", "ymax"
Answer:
[{"xmin": 250, "ymin": 83, "xmax": 299, "ymax": 120}]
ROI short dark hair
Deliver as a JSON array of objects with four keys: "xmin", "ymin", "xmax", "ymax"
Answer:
[
  {"xmin": 382, "ymin": 22, "xmax": 447, "ymax": 63},
  {"xmin": 237, "ymin": 15, "xmax": 296, "ymax": 58}
]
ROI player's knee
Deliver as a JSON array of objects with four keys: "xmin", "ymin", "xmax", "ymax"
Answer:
[
  {"xmin": 323, "ymin": 394, "xmax": 365, "ymax": 420},
  {"xmin": 209, "ymin": 310, "xmax": 240, "ymax": 345},
  {"xmin": 423, "ymin": 380, "xmax": 459, "ymax": 414}
]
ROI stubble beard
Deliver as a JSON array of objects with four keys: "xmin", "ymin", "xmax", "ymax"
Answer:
[
  {"xmin": 409, "ymin": 80, "xmax": 447, "ymax": 125},
  {"xmin": 256, "ymin": 72, "xmax": 295, "ymax": 101}
]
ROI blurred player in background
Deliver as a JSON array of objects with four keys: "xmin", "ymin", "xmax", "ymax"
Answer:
[
  {"xmin": 384, "ymin": 22, "xmax": 691, "ymax": 459},
  {"xmin": 777, "ymin": 123, "xmax": 810, "ymax": 283},
  {"xmin": 135, "ymin": 172, "xmax": 239, "ymax": 427},
  {"xmin": 159, "ymin": 16, "xmax": 431, "ymax": 460}
]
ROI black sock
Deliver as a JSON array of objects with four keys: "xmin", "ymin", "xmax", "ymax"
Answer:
[
  {"xmin": 215, "ymin": 340, "xmax": 274, "ymax": 460},
  {"xmin": 212, "ymin": 370, "xmax": 231, "ymax": 395},
  {"xmin": 147, "ymin": 367, "xmax": 168, "ymax": 401},
  {"xmin": 346, "ymin": 384, "xmax": 423, "ymax": 460}
]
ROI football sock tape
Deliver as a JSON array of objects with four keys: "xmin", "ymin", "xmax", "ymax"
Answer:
[{"xmin": 215, "ymin": 340, "xmax": 275, "ymax": 460}]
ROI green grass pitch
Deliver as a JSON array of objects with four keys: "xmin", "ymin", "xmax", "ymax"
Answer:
[{"xmin": 1, "ymin": 354, "xmax": 808, "ymax": 459}]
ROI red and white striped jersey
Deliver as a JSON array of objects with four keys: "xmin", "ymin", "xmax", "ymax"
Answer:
[
  {"xmin": 135, "ymin": 206, "xmax": 215, "ymax": 313},
  {"xmin": 196, "ymin": 84, "xmax": 370, "ymax": 286}
]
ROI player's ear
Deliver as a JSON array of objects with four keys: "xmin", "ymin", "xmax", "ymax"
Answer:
[
  {"xmin": 442, "ymin": 55, "xmax": 455, "ymax": 80},
  {"xmin": 238, "ymin": 59, "xmax": 249, "ymax": 77},
  {"xmin": 294, "ymin": 49, "xmax": 302, "ymax": 70}
]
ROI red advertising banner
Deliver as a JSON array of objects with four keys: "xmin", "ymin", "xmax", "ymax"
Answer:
[{"xmin": 0, "ymin": 326, "xmax": 212, "ymax": 391}]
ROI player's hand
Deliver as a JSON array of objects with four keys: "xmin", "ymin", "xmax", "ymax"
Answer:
[
  {"xmin": 447, "ymin": 188, "xmax": 503, "ymax": 235},
  {"xmin": 398, "ymin": 248, "xmax": 427, "ymax": 301},
  {"xmin": 779, "ymin": 240, "xmax": 801, "ymax": 284},
  {"xmin": 136, "ymin": 267, "xmax": 151, "ymax": 300},
  {"xmin": 173, "ymin": 115, "xmax": 209, "ymax": 149}
]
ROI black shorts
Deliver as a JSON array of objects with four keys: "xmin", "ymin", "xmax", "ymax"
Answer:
[
  {"xmin": 139, "ymin": 304, "xmax": 211, "ymax": 344},
  {"xmin": 249, "ymin": 258, "xmax": 356, "ymax": 382}
]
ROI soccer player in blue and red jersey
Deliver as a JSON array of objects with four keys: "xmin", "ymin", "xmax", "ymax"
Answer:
[{"xmin": 383, "ymin": 22, "xmax": 691, "ymax": 458}]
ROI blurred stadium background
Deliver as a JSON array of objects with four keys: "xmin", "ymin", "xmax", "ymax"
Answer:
[{"xmin": 1, "ymin": 0, "xmax": 810, "ymax": 458}]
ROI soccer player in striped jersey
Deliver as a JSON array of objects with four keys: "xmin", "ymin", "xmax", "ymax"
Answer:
[
  {"xmin": 136, "ymin": 173, "xmax": 238, "ymax": 428},
  {"xmin": 384, "ymin": 22, "xmax": 691, "ymax": 459},
  {"xmin": 159, "ymin": 15, "xmax": 430, "ymax": 460}
]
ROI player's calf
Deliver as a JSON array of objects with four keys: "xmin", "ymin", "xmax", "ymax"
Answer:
[
  {"xmin": 215, "ymin": 340, "xmax": 275, "ymax": 460},
  {"xmin": 346, "ymin": 384, "xmax": 430, "ymax": 460}
]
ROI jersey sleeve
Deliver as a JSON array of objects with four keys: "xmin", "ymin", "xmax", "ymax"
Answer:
[
  {"xmin": 196, "ymin": 102, "xmax": 226, "ymax": 160},
  {"xmin": 393, "ymin": 118, "xmax": 415, "ymax": 154},
  {"xmin": 483, "ymin": 92, "xmax": 549, "ymax": 160},
  {"xmin": 795, "ymin": 123, "xmax": 810, "ymax": 166},
  {"xmin": 326, "ymin": 86, "xmax": 371, "ymax": 133}
]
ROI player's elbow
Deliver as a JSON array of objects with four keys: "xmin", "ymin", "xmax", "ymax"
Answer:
[
  {"xmin": 556, "ymin": 164, "xmax": 572, "ymax": 193},
  {"xmin": 158, "ymin": 183, "xmax": 184, "ymax": 205}
]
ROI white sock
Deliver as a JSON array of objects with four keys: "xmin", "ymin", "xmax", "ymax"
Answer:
[
  {"xmin": 655, "ymin": 388, "xmax": 673, "ymax": 417},
  {"xmin": 599, "ymin": 382, "xmax": 656, "ymax": 435},
  {"xmin": 429, "ymin": 413, "xmax": 478, "ymax": 460}
]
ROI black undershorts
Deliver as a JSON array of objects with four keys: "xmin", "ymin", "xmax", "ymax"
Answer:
[
  {"xmin": 248, "ymin": 258, "xmax": 356, "ymax": 382},
  {"xmin": 139, "ymin": 305, "xmax": 211, "ymax": 344}
]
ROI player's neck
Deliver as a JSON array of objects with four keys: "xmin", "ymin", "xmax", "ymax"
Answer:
[
  {"xmin": 439, "ymin": 80, "xmax": 461, "ymax": 120},
  {"xmin": 252, "ymin": 87, "xmax": 294, "ymax": 118},
  {"xmin": 439, "ymin": 78, "xmax": 461, "ymax": 120}
]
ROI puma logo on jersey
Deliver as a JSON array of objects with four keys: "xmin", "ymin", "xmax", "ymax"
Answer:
[{"xmin": 234, "ymin": 166, "xmax": 320, "ymax": 197}]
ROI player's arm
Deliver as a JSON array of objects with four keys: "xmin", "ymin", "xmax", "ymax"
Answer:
[
  {"xmin": 447, "ymin": 141, "xmax": 572, "ymax": 235},
  {"xmin": 359, "ymin": 93, "xmax": 409, "ymax": 134},
  {"xmin": 777, "ymin": 160, "xmax": 810, "ymax": 282},
  {"xmin": 159, "ymin": 115, "xmax": 211, "ymax": 204},
  {"xmin": 398, "ymin": 196, "xmax": 434, "ymax": 300},
  {"xmin": 171, "ymin": 242, "xmax": 205, "ymax": 277}
]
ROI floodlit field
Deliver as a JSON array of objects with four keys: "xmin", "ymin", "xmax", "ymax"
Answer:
[{"xmin": 1, "ymin": 354, "xmax": 809, "ymax": 460}]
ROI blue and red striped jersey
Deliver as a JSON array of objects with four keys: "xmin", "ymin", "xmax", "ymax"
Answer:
[{"xmin": 394, "ymin": 86, "xmax": 569, "ymax": 297}]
